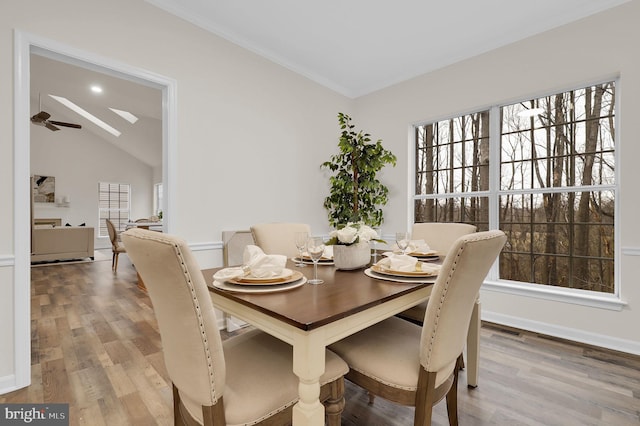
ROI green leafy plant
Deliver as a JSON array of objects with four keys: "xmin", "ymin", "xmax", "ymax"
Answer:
[{"xmin": 321, "ymin": 113, "xmax": 397, "ymax": 228}]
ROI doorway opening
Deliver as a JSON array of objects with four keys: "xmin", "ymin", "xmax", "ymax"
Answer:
[{"xmin": 11, "ymin": 31, "xmax": 176, "ymax": 392}]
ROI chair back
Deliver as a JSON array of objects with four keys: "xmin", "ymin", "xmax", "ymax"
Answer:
[
  {"xmin": 105, "ymin": 219, "xmax": 120, "ymax": 249},
  {"xmin": 250, "ymin": 222, "xmax": 311, "ymax": 258},
  {"xmin": 411, "ymin": 222, "xmax": 477, "ymax": 255},
  {"xmin": 121, "ymin": 228, "xmax": 225, "ymax": 409},
  {"xmin": 420, "ymin": 230, "xmax": 506, "ymax": 374},
  {"xmin": 222, "ymin": 230, "xmax": 255, "ymax": 267}
]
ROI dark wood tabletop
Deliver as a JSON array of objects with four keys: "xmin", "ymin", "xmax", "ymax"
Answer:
[{"xmin": 204, "ymin": 260, "xmax": 432, "ymax": 331}]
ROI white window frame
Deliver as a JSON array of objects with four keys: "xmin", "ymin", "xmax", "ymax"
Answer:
[
  {"xmin": 153, "ymin": 182, "xmax": 163, "ymax": 216},
  {"xmin": 98, "ymin": 182, "xmax": 131, "ymax": 238},
  {"xmin": 411, "ymin": 79, "xmax": 624, "ymax": 311}
]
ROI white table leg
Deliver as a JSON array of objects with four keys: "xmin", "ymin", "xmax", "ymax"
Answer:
[
  {"xmin": 291, "ymin": 333, "xmax": 326, "ymax": 426},
  {"xmin": 466, "ymin": 299, "xmax": 481, "ymax": 387}
]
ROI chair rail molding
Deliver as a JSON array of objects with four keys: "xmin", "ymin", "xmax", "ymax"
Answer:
[
  {"xmin": 0, "ymin": 255, "xmax": 14, "ymax": 267},
  {"xmin": 622, "ymin": 246, "xmax": 640, "ymax": 256}
]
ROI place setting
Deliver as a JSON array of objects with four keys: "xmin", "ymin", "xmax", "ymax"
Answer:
[
  {"xmin": 212, "ymin": 245, "xmax": 307, "ymax": 293},
  {"xmin": 394, "ymin": 232, "xmax": 441, "ymax": 261},
  {"xmin": 365, "ymin": 232, "xmax": 441, "ymax": 283},
  {"xmin": 292, "ymin": 231, "xmax": 334, "ymax": 266},
  {"xmin": 365, "ymin": 253, "xmax": 441, "ymax": 283}
]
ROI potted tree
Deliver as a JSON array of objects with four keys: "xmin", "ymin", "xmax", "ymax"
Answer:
[{"xmin": 321, "ymin": 113, "xmax": 396, "ymax": 269}]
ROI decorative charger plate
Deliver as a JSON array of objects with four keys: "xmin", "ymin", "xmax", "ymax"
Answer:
[
  {"xmin": 212, "ymin": 276, "xmax": 307, "ymax": 293},
  {"xmin": 371, "ymin": 263, "xmax": 440, "ymax": 278},
  {"xmin": 227, "ymin": 269, "xmax": 302, "ymax": 286},
  {"xmin": 409, "ymin": 252, "xmax": 440, "ymax": 261},
  {"xmin": 364, "ymin": 268, "xmax": 437, "ymax": 284}
]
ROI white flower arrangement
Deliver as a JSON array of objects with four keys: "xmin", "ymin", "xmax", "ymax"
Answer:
[{"xmin": 326, "ymin": 222, "xmax": 383, "ymax": 246}]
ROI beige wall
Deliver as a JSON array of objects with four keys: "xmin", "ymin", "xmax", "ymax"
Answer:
[
  {"xmin": 0, "ymin": 0, "xmax": 351, "ymax": 390},
  {"xmin": 353, "ymin": 2, "xmax": 640, "ymax": 349}
]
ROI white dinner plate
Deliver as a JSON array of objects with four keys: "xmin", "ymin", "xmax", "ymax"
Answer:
[
  {"xmin": 364, "ymin": 268, "xmax": 437, "ymax": 284},
  {"xmin": 211, "ymin": 276, "xmax": 307, "ymax": 293}
]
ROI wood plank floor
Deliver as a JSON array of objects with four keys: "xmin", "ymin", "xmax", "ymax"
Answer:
[{"xmin": 2, "ymin": 252, "xmax": 639, "ymax": 425}]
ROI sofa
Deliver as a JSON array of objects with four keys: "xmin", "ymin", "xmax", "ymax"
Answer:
[{"xmin": 31, "ymin": 226, "xmax": 95, "ymax": 263}]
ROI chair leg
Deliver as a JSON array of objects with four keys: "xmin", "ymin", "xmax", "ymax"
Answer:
[
  {"xmin": 414, "ymin": 368, "xmax": 437, "ymax": 426},
  {"xmin": 111, "ymin": 252, "xmax": 116, "ymax": 270},
  {"xmin": 172, "ymin": 384, "xmax": 183, "ymax": 426},
  {"xmin": 324, "ymin": 378, "xmax": 345, "ymax": 426},
  {"xmin": 114, "ymin": 252, "xmax": 119, "ymax": 272},
  {"xmin": 445, "ymin": 356, "xmax": 463, "ymax": 426}
]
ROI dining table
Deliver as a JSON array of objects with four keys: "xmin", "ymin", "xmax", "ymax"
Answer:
[{"xmin": 204, "ymin": 257, "xmax": 481, "ymax": 426}]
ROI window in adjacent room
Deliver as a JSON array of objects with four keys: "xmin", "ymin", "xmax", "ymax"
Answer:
[
  {"xmin": 153, "ymin": 182, "xmax": 163, "ymax": 218},
  {"xmin": 414, "ymin": 81, "xmax": 616, "ymax": 295},
  {"xmin": 98, "ymin": 182, "xmax": 131, "ymax": 237}
]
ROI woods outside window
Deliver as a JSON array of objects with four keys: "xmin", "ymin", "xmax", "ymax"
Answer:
[{"xmin": 414, "ymin": 81, "xmax": 616, "ymax": 294}]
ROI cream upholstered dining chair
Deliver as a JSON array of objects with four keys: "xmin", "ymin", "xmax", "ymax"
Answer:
[
  {"xmin": 329, "ymin": 230, "xmax": 506, "ymax": 426},
  {"xmin": 106, "ymin": 218, "xmax": 126, "ymax": 272},
  {"xmin": 121, "ymin": 228, "xmax": 348, "ymax": 426},
  {"xmin": 397, "ymin": 222, "xmax": 478, "ymax": 325},
  {"xmin": 250, "ymin": 222, "xmax": 311, "ymax": 258}
]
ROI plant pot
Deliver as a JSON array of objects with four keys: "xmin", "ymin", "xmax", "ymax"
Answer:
[{"xmin": 332, "ymin": 242, "xmax": 371, "ymax": 270}]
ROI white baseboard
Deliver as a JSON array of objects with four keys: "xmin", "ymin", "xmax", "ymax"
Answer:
[
  {"xmin": 483, "ymin": 310, "xmax": 640, "ymax": 356},
  {"xmin": 0, "ymin": 374, "xmax": 22, "ymax": 396}
]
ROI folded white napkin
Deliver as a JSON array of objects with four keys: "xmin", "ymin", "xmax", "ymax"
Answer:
[
  {"xmin": 382, "ymin": 253, "xmax": 419, "ymax": 271},
  {"xmin": 394, "ymin": 239, "xmax": 435, "ymax": 254},
  {"xmin": 303, "ymin": 245, "xmax": 334, "ymax": 259},
  {"xmin": 213, "ymin": 245, "xmax": 287, "ymax": 280},
  {"xmin": 407, "ymin": 239, "xmax": 432, "ymax": 254},
  {"xmin": 380, "ymin": 252, "xmax": 441, "ymax": 274}
]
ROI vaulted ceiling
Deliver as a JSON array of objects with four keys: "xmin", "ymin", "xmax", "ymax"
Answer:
[{"xmin": 30, "ymin": 52, "xmax": 163, "ymax": 169}]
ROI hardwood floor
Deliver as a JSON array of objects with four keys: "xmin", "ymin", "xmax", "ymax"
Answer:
[{"xmin": 2, "ymin": 252, "xmax": 639, "ymax": 425}]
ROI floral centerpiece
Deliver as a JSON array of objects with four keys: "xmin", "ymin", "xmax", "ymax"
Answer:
[
  {"xmin": 326, "ymin": 222, "xmax": 383, "ymax": 270},
  {"xmin": 326, "ymin": 222, "xmax": 382, "ymax": 246}
]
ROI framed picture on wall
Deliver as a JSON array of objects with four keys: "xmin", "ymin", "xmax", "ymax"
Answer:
[{"xmin": 33, "ymin": 175, "xmax": 55, "ymax": 203}]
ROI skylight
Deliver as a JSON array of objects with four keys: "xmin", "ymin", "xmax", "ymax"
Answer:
[
  {"xmin": 48, "ymin": 94, "xmax": 121, "ymax": 137},
  {"xmin": 109, "ymin": 108, "xmax": 139, "ymax": 124}
]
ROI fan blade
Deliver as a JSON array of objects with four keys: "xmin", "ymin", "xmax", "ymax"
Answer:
[
  {"xmin": 49, "ymin": 120, "xmax": 82, "ymax": 129},
  {"xmin": 44, "ymin": 122, "xmax": 60, "ymax": 131},
  {"xmin": 31, "ymin": 111, "xmax": 51, "ymax": 122}
]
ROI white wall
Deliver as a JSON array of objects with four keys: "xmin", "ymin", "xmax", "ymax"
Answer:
[
  {"xmin": 0, "ymin": 0, "xmax": 351, "ymax": 391},
  {"xmin": 30, "ymin": 119, "xmax": 154, "ymax": 249},
  {"xmin": 353, "ymin": 1, "xmax": 640, "ymax": 352}
]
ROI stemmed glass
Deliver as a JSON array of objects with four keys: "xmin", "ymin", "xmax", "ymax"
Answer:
[
  {"xmin": 306, "ymin": 236, "xmax": 325, "ymax": 284},
  {"xmin": 371, "ymin": 227, "xmax": 381, "ymax": 264},
  {"xmin": 294, "ymin": 231, "xmax": 309, "ymax": 267},
  {"xmin": 396, "ymin": 231, "xmax": 411, "ymax": 254}
]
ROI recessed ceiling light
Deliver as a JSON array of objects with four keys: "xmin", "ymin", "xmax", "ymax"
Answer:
[
  {"xmin": 109, "ymin": 108, "xmax": 139, "ymax": 124},
  {"xmin": 49, "ymin": 94, "xmax": 121, "ymax": 137},
  {"xmin": 91, "ymin": 85, "xmax": 103, "ymax": 94}
]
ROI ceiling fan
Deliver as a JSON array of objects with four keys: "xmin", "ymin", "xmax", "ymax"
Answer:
[{"xmin": 30, "ymin": 94, "xmax": 82, "ymax": 131}]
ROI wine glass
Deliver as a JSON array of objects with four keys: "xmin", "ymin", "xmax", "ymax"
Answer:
[
  {"xmin": 294, "ymin": 231, "xmax": 309, "ymax": 267},
  {"xmin": 371, "ymin": 227, "xmax": 381, "ymax": 263},
  {"xmin": 306, "ymin": 236, "xmax": 325, "ymax": 284},
  {"xmin": 396, "ymin": 231, "xmax": 411, "ymax": 254}
]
